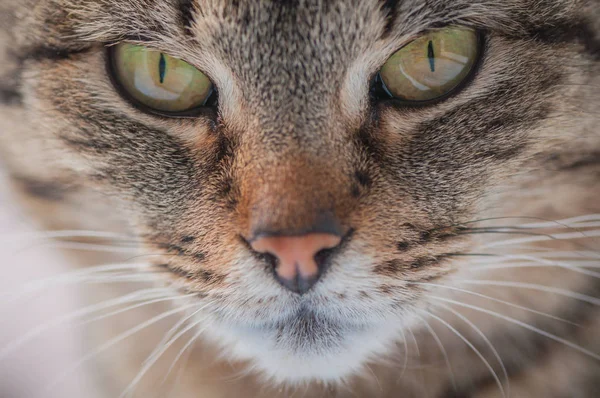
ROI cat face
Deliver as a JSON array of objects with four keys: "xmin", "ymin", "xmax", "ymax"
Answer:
[{"xmin": 5, "ymin": 0, "xmax": 598, "ymax": 383}]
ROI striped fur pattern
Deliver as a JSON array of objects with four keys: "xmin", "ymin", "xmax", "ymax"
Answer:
[{"xmin": 0, "ymin": 0, "xmax": 599, "ymax": 396}]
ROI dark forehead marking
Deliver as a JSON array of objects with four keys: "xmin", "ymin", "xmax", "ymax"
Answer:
[
  {"xmin": 0, "ymin": 85, "xmax": 21, "ymax": 106},
  {"xmin": 0, "ymin": 72, "xmax": 22, "ymax": 106},
  {"xmin": 380, "ymin": 0, "xmax": 401, "ymax": 38},
  {"xmin": 178, "ymin": 0, "xmax": 197, "ymax": 35},
  {"xmin": 20, "ymin": 46, "xmax": 90, "ymax": 62},
  {"xmin": 527, "ymin": 19, "xmax": 600, "ymax": 60},
  {"xmin": 11, "ymin": 176, "xmax": 75, "ymax": 202}
]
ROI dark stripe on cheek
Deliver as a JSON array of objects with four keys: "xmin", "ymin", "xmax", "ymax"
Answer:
[
  {"xmin": 12, "ymin": 176, "xmax": 74, "ymax": 201},
  {"xmin": 0, "ymin": 85, "xmax": 22, "ymax": 105},
  {"xmin": 19, "ymin": 46, "xmax": 91, "ymax": 62},
  {"xmin": 380, "ymin": 0, "xmax": 400, "ymax": 39},
  {"xmin": 179, "ymin": 0, "xmax": 197, "ymax": 35},
  {"xmin": 528, "ymin": 20, "xmax": 600, "ymax": 60}
]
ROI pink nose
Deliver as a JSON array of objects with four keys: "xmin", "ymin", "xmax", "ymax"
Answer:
[{"xmin": 250, "ymin": 233, "xmax": 342, "ymax": 294}]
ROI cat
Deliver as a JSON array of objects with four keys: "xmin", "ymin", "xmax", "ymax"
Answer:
[{"xmin": 0, "ymin": 0, "xmax": 599, "ymax": 397}]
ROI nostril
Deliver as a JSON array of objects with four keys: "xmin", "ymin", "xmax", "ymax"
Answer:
[
  {"xmin": 262, "ymin": 251, "xmax": 279, "ymax": 273},
  {"xmin": 313, "ymin": 247, "xmax": 336, "ymax": 275},
  {"xmin": 248, "ymin": 233, "xmax": 343, "ymax": 295}
]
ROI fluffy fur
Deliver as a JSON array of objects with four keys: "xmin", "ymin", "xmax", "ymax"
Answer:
[{"xmin": 0, "ymin": 0, "xmax": 599, "ymax": 396}]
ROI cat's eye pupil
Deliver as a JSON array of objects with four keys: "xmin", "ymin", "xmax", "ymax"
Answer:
[
  {"xmin": 158, "ymin": 53, "xmax": 166, "ymax": 84},
  {"xmin": 427, "ymin": 41, "xmax": 435, "ymax": 72},
  {"xmin": 109, "ymin": 43, "xmax": 215, "ymax": 116},
  {"xmin": 378, "ymin": 26, "xmax": 480, "ymax": 104}
]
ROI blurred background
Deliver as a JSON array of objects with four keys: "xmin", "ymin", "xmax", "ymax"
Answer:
[{"xmin": 0, "ymin": 171, "xmax": 98, "ymax": 398}]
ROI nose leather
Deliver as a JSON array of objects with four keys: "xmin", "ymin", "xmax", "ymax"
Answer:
[{"xmin": 251, "ymin": 233, "xmax": 342, "ymax": 294}]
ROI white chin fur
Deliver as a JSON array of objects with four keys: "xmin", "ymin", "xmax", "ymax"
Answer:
[{"xmin": 201, "ymin": 316, "xmax": 405, "ymax": 384}]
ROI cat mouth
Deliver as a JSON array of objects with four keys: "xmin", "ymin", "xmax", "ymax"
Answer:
[
  {"xmin": 205, "ymin": 302, "xmax": 400, "ymax": 382},
  {"xmin": 219, "ymin": 302, "xmax": 374, "ymax": 352},
  {"xmin": 215, "ymin": 301, "xmax": 367, "ymax": 330}
]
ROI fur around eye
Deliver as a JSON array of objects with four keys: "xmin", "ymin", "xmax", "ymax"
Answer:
[
  {"xmin": 377, "ymin": 26, "xmax": 482, "ymax": 104},
  {"xmin": 108, "ymin": 43, "xmax": 215, "ymax": 117}
]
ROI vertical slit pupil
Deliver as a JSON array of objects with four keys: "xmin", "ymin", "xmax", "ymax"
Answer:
[
  {"xmin": 427, "ymin": 41, "xmax": 435, "ymax": 72},
  {"xmin": 159, "ymin": 53, "xmax": 167, "ymax": 84}
]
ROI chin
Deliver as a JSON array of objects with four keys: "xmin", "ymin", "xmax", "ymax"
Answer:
[{"xmin": 200, "ymin": 307, "xmax": 406, "ymax": 384}]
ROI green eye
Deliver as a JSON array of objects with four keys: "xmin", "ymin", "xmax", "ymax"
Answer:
[
  {"xmin": 110, "ymin": 43, "xmax": 214, "ymax": 115},
  {"xmin": 379, "ymin": 27, "xmax": 480, "ymax": 103}
]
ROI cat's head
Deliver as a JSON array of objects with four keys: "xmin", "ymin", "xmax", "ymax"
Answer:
[{"xmin": 3, "ymin": 0, "xmax": 598, "ymax": 383}]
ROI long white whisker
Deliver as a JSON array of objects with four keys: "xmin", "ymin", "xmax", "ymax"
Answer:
[
  {"xmin": 79, "ymin": 274, "xmax": 163, "ymax": 284},
  {"xmin": 429, "ymin": 295, "xmax": 600, "ymax": 361},
  {"xmin": 155, "ymin": 307, "xmax": 205, "ymax": 346},
  {"xmin": 421, "ymin": 309, "xmax": 506, "ymax": 398},
  {"xmin": 469, "ymin": 260, "xmax": 600, "ymax": 271},
  {"xmin": 365, "ymin": 363, "xmax": 384, "ymax": 393},
  {"xmin": 160, "ymin": 327, "xmax": 205, "ymax": 389},
  {"xmin": 13, "ymin": 241, "xmax": 141, "ymax": 254},
  {"xmin": 1, "ymin": 263, "xmax": 152, "ymax": 302},
  {"xmin": 398, "ymin": 327, "xmax": 410, "ymax": 378},
  {"xmin": 1, "ymin": 230, "xmax": 135, "ymax": 242},
  {"xmin": 414, "ymin": 314, "xmax": 457, "ymax": 392},
  {"xmin": 412, "ymin": 282, "xmax": 579, "ymax": 325},
  {"xmin": 473, "ymin": 254, "xmax": 600, "ymax": 278},
  {"xmin": 435, "ymin": 303, "xmax": 510, "ymax": 397},
  {"xmin": 465, "ymin": 251, "xmax": 600, "ymax": 265},
  {"xmin": 80, "ymin": 293, "xmax": 197, "ymax": 326},
  {"xmin": 120, "ymin": 308, "xmax": 209, "ymax": 398},
  {"xmin": 455, "ymin": 280, "xmax": 600, "ymax": 306},
  {"xmin": 43, "ymin": 302, "xmax": 199, "ymax": 393},
  {"xmin": 0, "ymin": 288, "xmax": 179, "ymax": 360},
  {"xmin": 407, "ymin": 327, "xmax": 421, "ymax": 358},
  {"xmin": 517, "ymin": 214, "xmax": 600, "ymax": 228},
  {"xmin": 481, "ymin": 229, "xmax": 600, "ymax": 249}
]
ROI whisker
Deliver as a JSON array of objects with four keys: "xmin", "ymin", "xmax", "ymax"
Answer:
[
  {"xmin": 407, "ymin": 327, "xmax": 421, "ymax": 358},
  {"xmin": 455, "ymin": 280, "xmax": 600, "ymax": 306},
  {"xmin": 0, "ymin": 230, "xmax": 137, "ymax": 242},
  {"xmin": 436, "ymin": 214, "xmax": 600, "ymax": 233},
  {"xmin": 78, "ymin": 274, "xmax": 165, "ymax": 284},
  {"xmin": 434, "ymin": 303, "xmax": 510, "ymax": 397},
  {"xmin": 481, "ymin": 229, "xmax": 600, "ymax": 249},
  {"xmin": 466, "ymin": 250, "xmax": 600, "ymax": 264},
  {"xmin": 150, "ymin": 307, "xmax": 205, "ymax": 358},
  {"xmin": 121, "ymin": 302, "xmax": 214, "ymax": 398},
  {"xmin": 468, "ymin": 260, "xmax": 600, "ymax": 271},
  {"xmin": 0, "ymin": 288, "xmax": 182, "ymax": 360},
  {"xmin": 414, "ymin": 314, "xmax": 457, "ymax": 393},
  {"xmin": 445, "ymin": 253, "xmax": 498, "ymax": 257},
  {"xmin": 512, "ymin": 251, "xmax": 600, "ymax": 259},
  {"xmin": 459, "ymin": 230, "xmax": 549, "ymax": 237},
  {"xmin": 429, "ymin": 296, "xmax": 600, "ymax": 362},
  {"xmin": 2, "ymin": 274, "xmax": 163, "ymax": 309},
  {"xmin": 517, "ymin": 214, "xmax": 600, "ymax": 229},
  {"xmin": 13, "ymin": 241, "xmax": 142, "ymax": 254},
  {"xmin": 398, "ymin": 327, "xmax": 410, "ymax": 378},
  {"xmin": 466, "ymin": 254, "xmax": 600, "ymax": 278},
  {"xmin": 1, "ymin": 262, "xmax": 152, "ymax": 302},
  {"xmin": 365, "ymin": 363, "xmax": 384, "ymax": 393},
  {"xmin": 43, "ymin": 302, "xmax": 200, "ymax": 394},
  {"xmin": 80, "ymin": 293, "xmax": 197, "ymax": 326},
  {"xmin": 411, "ymin": 282, "xmax": 578, "ymax": 325},
  {"xmin": 160, "ymin": 327, "xmax": 205, "ymax": 390},
  {"xmin": 421, "ymin": 309, "xmax": 506, "ymax": 398},
  {"xmin": 120, "ymin": 316, "xmax": 205, "ymax": 398}
]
